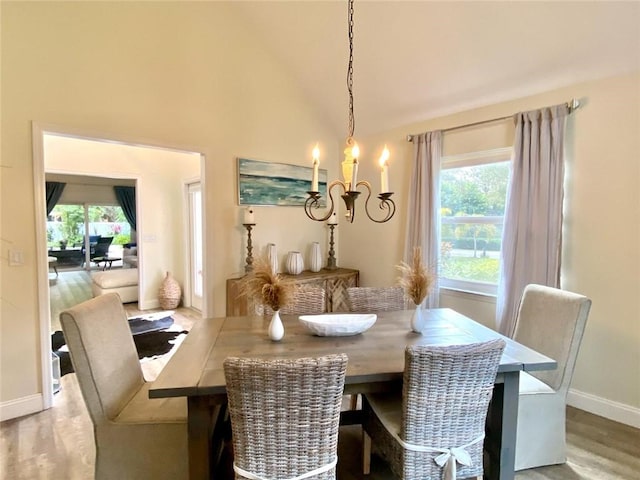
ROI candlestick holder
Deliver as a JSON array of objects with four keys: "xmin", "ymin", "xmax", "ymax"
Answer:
[
  {"xmin": 243, "ymin": 223, "xmax": 255, "ymax": 273},
  {"xmin": 326, "ymin": 223, "xmax": 337, "ymax": 270}
]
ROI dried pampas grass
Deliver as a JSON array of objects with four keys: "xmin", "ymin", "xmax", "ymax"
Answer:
[
  {"xmin": 241, "ymin": 255, "xmax": 293, "ymax": 312},
  {"xmin": 397, "ymin": 247, "xmax": 435, "ymax": 306}
]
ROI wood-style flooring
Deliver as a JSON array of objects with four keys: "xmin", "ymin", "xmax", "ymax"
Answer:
[{"xmin": 2, "ymin": 271, "xmax": 639, "ymax": 479}]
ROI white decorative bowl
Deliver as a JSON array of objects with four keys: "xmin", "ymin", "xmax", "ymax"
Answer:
[{"xmin": 298, "ymin": 314, "xmax": 377, "ymax": 337}]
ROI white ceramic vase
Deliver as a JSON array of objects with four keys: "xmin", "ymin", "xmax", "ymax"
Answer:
[
  {"xmin": 410, "ymin": 303, "xmax": 426, "ymax": 334},
  {"xmin": 268, "ymin": 310, "xmax": 285, "ymax": 341},
  {"xmin": 309, "ymin": 242, "xmax": 322, "ymax": 273},
  {"xmin": 286, "ymin": 251, "xmax": 304, "ymax": 275},
  {"xmin": 267, "ymin": 243, "xmax": 278, "ymax": 274}
]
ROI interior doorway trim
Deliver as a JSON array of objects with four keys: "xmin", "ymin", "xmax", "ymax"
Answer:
[{"xmin": 32, "ymin": 121, "xmax": 207, "ymax": 410}]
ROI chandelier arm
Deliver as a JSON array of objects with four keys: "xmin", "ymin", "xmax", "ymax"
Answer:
[
  {"xmin": 304, "ymin": 180, "xmax": 346, "ymax": 222},
  {"xmin": 357, "ymin": 181, "xmax": 396, "ymax": 224}
]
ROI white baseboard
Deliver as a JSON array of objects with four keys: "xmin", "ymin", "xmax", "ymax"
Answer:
[
  {"xmin": 0, "ymin": 393, "xmax": 44, "ymax": 422},
  {"xmin": 138, "ymin": 298, "xmax": 160, "ymax": 310},
  {"xmin": 568, "ymin": 388, "xmax": 640, "ymax": 429}
]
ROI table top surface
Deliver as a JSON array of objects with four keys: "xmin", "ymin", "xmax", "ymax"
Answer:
[{"xmin": 150, "ymin": 308, "xmax": 556, "ymax": 399}]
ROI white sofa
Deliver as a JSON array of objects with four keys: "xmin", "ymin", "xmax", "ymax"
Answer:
[{"xmin": 91, "ymin": 268, "xmax": 139, "ymax": 303}]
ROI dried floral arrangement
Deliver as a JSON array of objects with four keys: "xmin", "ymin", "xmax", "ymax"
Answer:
[
  {"xmin": 241, "ymin": 255, "xmax": 293, "ymax": 312},
  {"xmin": 397, "ymin": 246, "xmax": 435, "ymax": 306}
]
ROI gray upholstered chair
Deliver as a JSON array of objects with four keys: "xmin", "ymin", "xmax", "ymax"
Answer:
[
  {"xmin": 512, "ymin": 284, "xmax": 591, "ymax": 471},
  {"xmin": 224, "ymin": 354, "xmax": 348, "ymax": 480},
  {"xmin": 255, "ymin": 285, "xmax": 326, "ymax": 315},
  {"xmin": 347, "ymin": 286, "xmax": 408, "ymax": 312},
  {"xmin": 362, "ymin": 340, "xmax": 505, "ymax": 480},
  {"xmin": 60, "ymin": 293, "xmax": 188, "ymax": 480}
]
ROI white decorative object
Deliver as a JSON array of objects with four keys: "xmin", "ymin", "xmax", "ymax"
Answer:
[
  {"xmin": 269, "ymin": 310, "xmax": 285, "ymax": 341},
  {"xmin": 309, "ymin": 242, "xmax": 322, "ymax": 273},
  {"xmin": 244, "ymin": 206, "xmax": 255, "ymax": 224},
  {"xmin": 286, "ymin": 251, "xmax": 304, "ymax": 275},
  {"xmin": 410, "ymin": 304, "xmax": 426, "ymax": 333},
  {"xmin": 267, "ymin": 243, "xmax": 278, "ymax": 274},
  {"xmin": 298, "ymin": 313, "xmax": 377, "ymax": 337}
]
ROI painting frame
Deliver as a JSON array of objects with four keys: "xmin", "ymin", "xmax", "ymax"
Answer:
[{"xmin": 237, "ymin": 157, "xmax": 328, "ymax": 207}]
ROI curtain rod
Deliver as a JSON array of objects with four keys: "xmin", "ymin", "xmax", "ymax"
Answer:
[{"xmin": 406, "ymin": 98, "xmax": 580, "ymax": 142}]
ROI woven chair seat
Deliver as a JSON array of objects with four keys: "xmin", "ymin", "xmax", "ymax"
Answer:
[
  {"xmin": 224, "ymin": 354, "xmax": 348, "ymax": 480},
  {"xmin": 362, "ymin": 340, "xmax": 505, "ymax": 480}
]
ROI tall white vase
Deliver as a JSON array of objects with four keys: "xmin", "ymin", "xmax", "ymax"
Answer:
[
  {"xmin": 410, "ymin": 303, "xmax": 426, "ymax": 334},
  {"xmin": 267, "ymin": 243, "xmax": 278, "ymax": 274},
  {"xmin": 286, "ymin": 251, "xmax": 304, "ymax": 275},
  {"xmin": 269, "ymin": 310, "xmax": 285, "ymax": 341},
  {"xmin": 309, "ymin": 242, "xmax": 322, "ymax": 273}
]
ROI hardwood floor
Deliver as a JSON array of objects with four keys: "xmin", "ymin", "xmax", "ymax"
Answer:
[{"xmin": 2, "ymin": 273, "xmax": 638, "ymax": 479}]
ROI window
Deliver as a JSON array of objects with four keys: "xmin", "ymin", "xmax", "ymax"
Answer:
[{"xmin": 440, "ymin": 148, "xmax": 511, "ymax": 295}]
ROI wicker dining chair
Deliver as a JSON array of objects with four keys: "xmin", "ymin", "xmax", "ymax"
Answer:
[
  {"xmin": 347, "ymin": 286, "xmax": 409, "ymax": 312},
  {"xmin": 255, "ymin": 285, "xmax": 326, "ymax": 315},
  {"xmin": 346, "ymin": 286, "xmax": 408, "ymax": 409},
  {"xmin": 224, "ymin": 354, "xmax": 348, "ymax": 480},
  {"xmin": 362, "ymin": 339, "xmax": 506, "ymax": 480}
]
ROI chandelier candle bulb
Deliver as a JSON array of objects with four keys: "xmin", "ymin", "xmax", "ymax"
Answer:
[
  {"xmin": 380, "ymin": 146, "xmax": 390, "ymax": 193},
  {"xmin": 351, "ymin": 158, "xmax": 359, "ymax": 191},
  {"xmin": 311, "ymin": 144, "xmax": 320, "ymax": 192},
  {"xmin": 244, "ymin": 207, "xmax": 255, "ymax": 224}
]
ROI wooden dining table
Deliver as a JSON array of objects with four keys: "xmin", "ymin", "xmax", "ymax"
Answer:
[{"xmin": 149, "ymin": 308, "xmax": 556, "ymax": 480}]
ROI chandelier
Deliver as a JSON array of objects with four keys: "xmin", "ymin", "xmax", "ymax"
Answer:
[{"xmin": 304, "ymin": 0, "xmax": 395, "ymax": 224}]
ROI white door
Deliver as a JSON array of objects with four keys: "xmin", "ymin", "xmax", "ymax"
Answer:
[{"xmin": 187, "ymin": 182, "xmax": 203, "ymax": 311}]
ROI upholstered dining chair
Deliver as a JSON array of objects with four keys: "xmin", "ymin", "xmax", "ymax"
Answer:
[
  {"xmin": 347, "ymin": 286, "xmax": 409, "ymax": 312},
  {"xmin": 362, "ymin": 340, "xmax": 506, "ymax": 480},
  {"xmin": 60, "ymin": 293, "xmax": 188, "ymax": 480},
  {"xmin": 255, "ymin": 285, "xmax": 326, "ymax": 315},
  {"xmin": 223, "ymin": 354, "xmax": 348, "ymax": 480},
  {"xmin": 512, "ymin": 284, "xmax": 591, "ymax": 471}
]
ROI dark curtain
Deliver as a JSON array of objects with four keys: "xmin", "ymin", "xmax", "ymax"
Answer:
[
  {"xmin": 45, "ymin": 182, "xmax": 66, "ymax": 216},
  {"xmin": 114, "ymin": 186, "xmax": 137, "ymax": 231}
]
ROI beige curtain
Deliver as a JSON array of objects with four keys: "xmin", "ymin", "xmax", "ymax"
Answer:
[
  {"xmin": 496, "ymin": 104, "xmax": 569, "ymax": 336},
  {"xmin": 404, "ymin": 131, "xmax": 442, "ymax": 308}
]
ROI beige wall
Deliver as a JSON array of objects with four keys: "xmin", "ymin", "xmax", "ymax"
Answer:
[
  {"xmin": 342, "ymin": 72, "xmax": 640, "ymax": 425},
  {"xmin": 1, "ymin": 2, "xmax": 337, "ymax": 416}
]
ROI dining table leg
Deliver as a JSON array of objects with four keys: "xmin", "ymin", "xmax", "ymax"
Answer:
[
  {"xmin": 484, "ymin": 371, "xmax": 520, "ymax": 480},
  {"xmin": 187, "ymin": 396, "xmax": 215, "ymax": 480}
]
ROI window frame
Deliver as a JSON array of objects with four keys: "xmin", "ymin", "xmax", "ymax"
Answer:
[{"xmin": 439, "ymin": 147, "xmax": 512, "ymax": 296}]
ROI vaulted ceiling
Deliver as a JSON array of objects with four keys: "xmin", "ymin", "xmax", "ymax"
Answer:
[{"xmin": 231, "ymin": 1, "xmax": 640, "ymax": 137}]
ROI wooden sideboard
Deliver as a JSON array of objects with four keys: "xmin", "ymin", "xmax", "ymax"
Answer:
[{"xmin": 226, "ymin": 268, "xmax": 360, "ymax": 316}]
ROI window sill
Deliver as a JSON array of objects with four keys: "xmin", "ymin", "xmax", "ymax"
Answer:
[{"xmin": 439, "ymin": 286, "xmax": 497, "ymax": 303}]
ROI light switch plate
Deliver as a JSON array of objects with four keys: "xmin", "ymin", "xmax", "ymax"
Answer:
[{"xmin": 9, "ymin": 249, "xmax": 24, "ymax": 266}]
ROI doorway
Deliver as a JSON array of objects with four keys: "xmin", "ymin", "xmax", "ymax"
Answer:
[
  {"xmin": 33, "ymin": 123, "xmax": 206, "ymax": 409},
  {"xmin": 186, "ymin": 182, "xmax": 203, "ymax": 311}
]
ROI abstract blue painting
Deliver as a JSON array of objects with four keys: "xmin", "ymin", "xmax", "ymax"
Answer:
[{"xmin": 237, "ymin": 158, "xmax": 328, "ymax": 206}]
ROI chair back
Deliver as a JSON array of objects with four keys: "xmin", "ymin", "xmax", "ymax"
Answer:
[
  {"xmin": 256, "ymin": 285, "xmax": 326, "ymax": 315},
  {"xmin": 92, "ymin": 236, "xmax": 113, "ymax": 258},
  {"xmin": 60, "ymin": 293, "xmax": 145, "ymax": 425},
  {"xmin": 401, "ymin": 340, "xmax": 505, "ymax": 479},
  {"xmin": 347, "ymin": 286, "xmax": 408, "ymax": 312},
  {"xmin": 513, "ymin": 284, "xmax": 591, "ymax": 392},
  {"xmin": 224, "ymin": 354, "xmax": 348, "ymax": 480}
]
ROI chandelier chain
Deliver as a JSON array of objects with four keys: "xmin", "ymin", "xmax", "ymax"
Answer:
[{"xmin": 347, "ymin": 0, "xmax": 355, "ymax": 140}]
